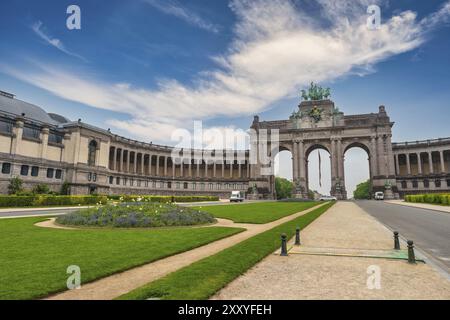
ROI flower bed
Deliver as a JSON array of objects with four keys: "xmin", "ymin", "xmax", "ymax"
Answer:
[
  {"xmin": 0, "ymin": 195, "xmax": 107, "ymax": 208},
  {"xmin": 107, "ymin": 195, "xmax": 219, "ymax": 203},
  {"xmin": 56, "ymin": 203, "xmax": 216, "ymax": 228},
  {"xmin": 405, "ymin": 193, "xmax": 450, "ymax": 206}
]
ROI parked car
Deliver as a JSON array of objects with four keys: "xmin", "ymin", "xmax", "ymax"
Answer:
[
  {"xmin": 374, "ymin": 192, "xmax": 384, "ymax": 200},
  {"xmin": 319, "ymin": 195, "xmax": 337, "ymax": 201},
  {"xmin": 230, "ymin": 191, "xmax": 245, "ymax": 202}
]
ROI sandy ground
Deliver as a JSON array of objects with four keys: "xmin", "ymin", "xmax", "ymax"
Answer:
[
  {"xmin": 45, "ymin": 203, "xmax": 327, "ymax": 300},
  {"xmin": 212, "ymin": 201, "xmax": 450, "ymax": 300},
  {"xmin": 386, "ymin": 200, "xmax": 450, "ymax": 213}
]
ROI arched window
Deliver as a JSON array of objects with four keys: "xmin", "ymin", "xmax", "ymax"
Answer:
[{"xmin": 88, "ymin": 140, "xmax": 97, "ymax": 166}]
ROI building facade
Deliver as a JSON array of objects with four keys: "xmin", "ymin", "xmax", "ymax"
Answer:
[{"xmin": 0, "ymin": 89, "xmax": 449, "ymax": 198}]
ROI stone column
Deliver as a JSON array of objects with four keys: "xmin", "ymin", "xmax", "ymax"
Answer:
[
  {"xmin": 292, "ymin": 141, "xmax": 298, "ymax": 181},
  {"xmin": 11, "ymin": 118, "xmax": 24, "ymax": 155},
  {"xmin": 40, "ymin": 127, "xmax": 49, "ymax": 159},
  {"xmin": 330, "ymin": 138, "xmax": 337, "ymax": 180},
  {"xmin": 221, "ymin": 161, "xmax": 225, "ymax": 178},
  {"xmin": 394, "ymin": 154, "xmax": 400, "ymax": 176},
  {"xmin": 428, "ymin": 152, "xmax": 433, "ymax": 174},
  {"xmin": 118, "ymin": 149, "xmax": 123, "ymax": 172},
  {"xmin": 213, "ymin": 162, "xmax": 216, "ymax": 178},
  {"xmin": 112, "ymin": 147, "xmax": 117, "ymax": 171},
  {"xmin": 131, "ymin": 152, "xmax": 136, "ymax": 173},
  {"xmin": 180, "ymin": 158, "xmax": 184, "ymax": 177},
  {"xmin": 406, "ymin": 153, "xmax": 411, "ymax": 175},
  {"xmin": 197, "ymin": 160, "xmax": 200, "ymax": 177},
  {"xmin": 370, "ymin": 136, "xmax": 378, "ymax": 177},
  {"xmin": 417, "ymin": 153, "xmax": 422, "ymax": 175},
  {"xmin": 298, "ymin": 140, "xmax": 306, "ymax": 180},
  {"xmin": 238, "ymin": 163, "xmax": 242, "ymax": 178},
  {"xmin": 164, "ymin": 156, "xmax": 168, "ymax": 176},
  {"xmin": 127, "ymin": 150, "xmax": 131, "ymax": 173},
  {"xmin": 156, "ymin": 155, "xmax": 160, "ymax": 176},
  {"xmin": 440, "ymin": 150, "xmax": 445, "ymax": 173}
]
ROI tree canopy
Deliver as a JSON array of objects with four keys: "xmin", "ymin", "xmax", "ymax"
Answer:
[
  {"xmin": 353, "ymin": 180, "xmax": 371, "ymax": 199},
  {"xmin": 275, "ymin": 177, "xmax": 294, "ymax": 200}
]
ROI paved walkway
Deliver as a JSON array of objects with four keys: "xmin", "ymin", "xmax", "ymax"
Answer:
[
  {"xmin": 46, "ymin": 203, "xmax": 326, "ymax": 300},
  {"xmin": 386, "ymin": 200, "xmax": 450, "ymax": 214},
  {"xmin": 212, "ymin": 201, "xmax": 450, "ymax": 300}
]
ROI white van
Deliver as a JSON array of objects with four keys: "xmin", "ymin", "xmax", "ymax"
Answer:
[
  {"xmin": 230, "ymin": 191, "xmax": 245, "ymax": 202},
  {"xmin": 374, "ymin": 192, "xmax": 384, "ymax": 200}
]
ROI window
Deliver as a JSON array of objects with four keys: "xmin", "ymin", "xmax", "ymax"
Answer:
[
  {"xmin": 192, "ymin": 183, "xmax": 196, "ymax": 190},
  {"xmin": 200, "ymin": 183, "xmax": 205, "ymax": 190},
  {"xmin": 21, "ymin": 165, "xmax": 29, "ymax": 176},
  {"xmin": 23, "ymin": 126, "xmax": 40, "ymax": 139},
  {"xmin": 184, "ymin": 182, "xmax": 188, "ymax": 189},
  {"xmin": 209, "ymin": 183, "xmax": 213, "ymax": 190},
  {"xmin": 123, "ymin": 178, "xmax": 127, "ymax": 186},
  {"xmin": 55, "ymin": 169, "xmax": 62, "ymax": 179},
  {"xmin": 447, "ymin": 179, "xmax": 450, "ymax": 187},
  {"xmin": 137, "ymin": 180, "xmax": 142, "ymax": 187},
  {"xmin": 88, "ymin": 140, "xmax": 98, "ymax": 166},
  {"xmin": 145, "ymin": 180, "xmax": 148, "ymax": 187},
  {"xmin": 176, "ymin": 182, "xmax": 180, "ymax": 189},
  {"xmin": 31, "ymin": 166, "xmax": 39, "ymax": 177},
  {"xmin": 167, "ymin": 181, "xmax": 172, "ymax": 189},
  {"xmin": 48, "ymin": 132, "xmax": 63, "ymax": 144},
  {"xmin": 435, "ymin": 179, "xmax": 441, "ymax": 188},
  {"xmin": 1, "ymin": 163, "xmax": 11, "ymax": 174},
  {"xmin": 109, "ymin": 176, "xmax": 114, "ymax": 184},
  {"xmin": 47, "ymin": 168, "xmax": 54, "ymax": 179},
  {"xmin": 88, "ymin": 172, "xmax": 92, "ymax": 182},
  {"xmin": 401, "ymin": 181, "xmax": 407, "ymax": 189},
  {"xmin": 160, "ymin": 181, "xmax": 164, "ymax": 188},
  {"xmin": 130, "ymin": 179, "xmax": 134, "ymax": 187},
  {"xmin": 116, "ymin": 177, "xmax": 121, "ymax": 185},
  {"xmin": 412, "ymin": 180, "xmax": 418, "ymax": 188},
  {"xmin": 0, "ymin": 120, "xmax": 13, "ymax": 134},
  {"xmin": 93, "ymin": 173, "xmax": 97, "ymax": 182},
  {"xmin": 423, "ymin": 179, "xmax": 429, "ymax": 188}
]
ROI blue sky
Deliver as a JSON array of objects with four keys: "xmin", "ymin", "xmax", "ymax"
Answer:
[{"xmin": 1, "ymin": 0, "xmax": 449, "ymax": 195}]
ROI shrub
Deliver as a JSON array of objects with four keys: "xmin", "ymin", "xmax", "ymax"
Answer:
[
  {"xmin": 56, "ymin": 203, "xmax": 216, "ymax": 228},
  {"xmin": 0, "ymin": 195, "xmax": 107, "ymax": 208},
  {"xmin": 405, "ymin": 193, "xmax": 450, "ymax": 206},
  {"xmin": 32, "ymin": 184, "xmax": 51, "ymax": 195},
  {"xmin": 8, "ymin": 177, "xmax": 23, "ymax": 195},
  {"xmin": 60, "ymin": 181, "xmax": 70, "ymax": 195}
]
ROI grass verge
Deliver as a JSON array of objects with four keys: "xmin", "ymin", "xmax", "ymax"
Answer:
[
  {"xmin": 196, "ymin": 201, "xmax": 318, "ymax": 224},
  {"xmin": 0, "ymin": 217, "xmax": 243, "ymax": 300},
  {"xmin": 118, "ymin": 202, "xmax": 334, "ymax": 300}
]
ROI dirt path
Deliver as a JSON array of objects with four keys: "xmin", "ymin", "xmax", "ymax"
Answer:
[
  {"xmin": 212, "ymin": 201, "xmax": 450, "ymax": 300},
  {"xmin": 46, "ymin": 203, "xmax": 326, "ymax": 300}
]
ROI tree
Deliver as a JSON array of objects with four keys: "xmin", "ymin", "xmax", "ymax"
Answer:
[
  {"xmin": 275, "ymin": 177, "xmax": 294, "ymax": 200},
  {"xmin": 8, "ymin": 176, "xmax": 23, "ymax": 195},
  {"xmin": 354, "ymin": 180, "xmax": 371, "ymax": 199}
]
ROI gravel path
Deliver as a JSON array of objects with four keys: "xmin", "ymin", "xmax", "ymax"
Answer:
[
  {"xmin": 45, "ymin": 203, "xmax": 326, "ymax": 300},
  {"xmin": 212, "ymin": 201, "xmax": 450, "ymax": 300}
]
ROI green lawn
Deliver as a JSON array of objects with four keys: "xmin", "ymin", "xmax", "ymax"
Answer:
[
  {"xmin": 119, "ymin": 202, "xmax": 334, "ymax": 300},
  {"xmin": 196, "ymin": 201, "xmax": 319, "ymax": 224},
  {"xmin": 0, "ymin": 217, "xmax": 243, "ymax": 300}
]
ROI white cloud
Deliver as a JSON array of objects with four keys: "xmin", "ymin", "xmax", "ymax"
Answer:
[
  {"xmin": 4, "ymin": 0, "xmax": 450, "ymax": 145},
  {"xmin": 143, "ymin": 0, "xmax": 220, "ymax": 33},
  {"xmin": 31, "ymin": 21, "xmax": 87, "ymax": 62}
]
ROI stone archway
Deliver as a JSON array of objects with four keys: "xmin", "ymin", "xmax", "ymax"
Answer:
[{"xmin": 249, "ymin": 88, "xmax": 399, "ymax": 200}]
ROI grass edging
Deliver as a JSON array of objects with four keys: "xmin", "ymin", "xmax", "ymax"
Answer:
[{"xmin": 118, "ymin": 202, "xmax": 334, "ymax": 300}]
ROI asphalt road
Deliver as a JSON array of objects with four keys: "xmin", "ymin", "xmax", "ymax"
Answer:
[{"xmin": 356, "ymin": 200, "xmax": 450, "ymax": 272}]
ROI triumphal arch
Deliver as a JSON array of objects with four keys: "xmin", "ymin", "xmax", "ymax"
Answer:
[{"xmin": 249, "ymin": 84, "xmax": 399, "ymax": 200}]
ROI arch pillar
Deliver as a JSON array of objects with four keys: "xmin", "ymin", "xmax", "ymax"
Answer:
[{"xmin": 292, "ymin": 139, "xmax": 308, "ymax": 199}]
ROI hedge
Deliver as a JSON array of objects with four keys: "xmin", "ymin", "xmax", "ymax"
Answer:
[
  {"xmin": 405, "ymin": 194, "xmax": 450, "ymax": 206},
  {"xmin": 107, "ymin": 195, "xmax": 219, "ymax": 203},
  {"xmin": 0, "ymin": 195, "xmax": 108, "ymax": 208}
]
